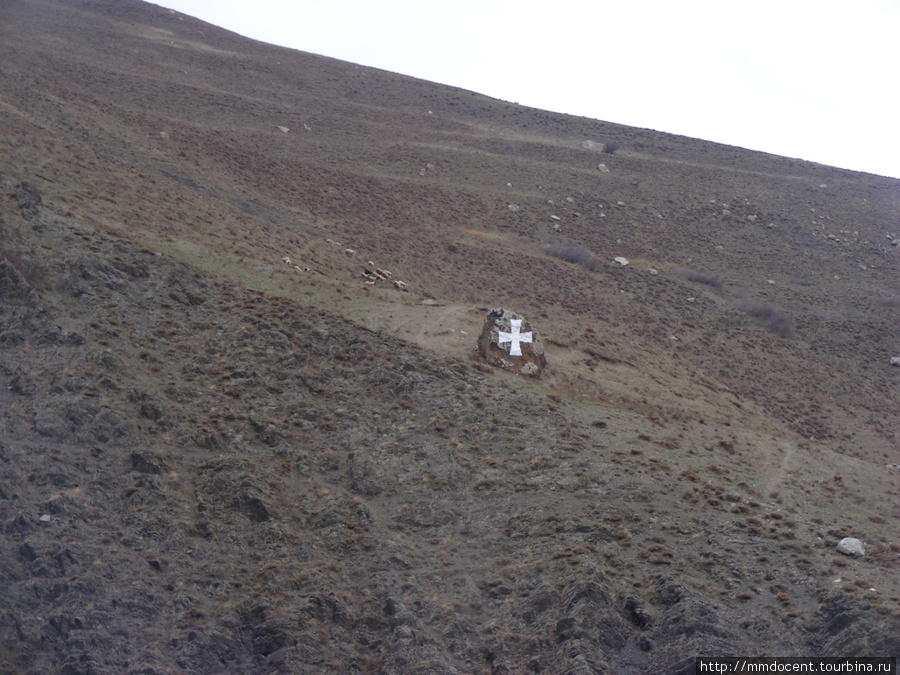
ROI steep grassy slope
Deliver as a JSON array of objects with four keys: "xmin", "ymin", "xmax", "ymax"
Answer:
[{"xmin": 1, "ymin": 1, "xmax": 899, "ymax": 672}]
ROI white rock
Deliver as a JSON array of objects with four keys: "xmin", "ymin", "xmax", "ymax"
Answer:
[
  {"xmin": 616, "ymin": 201, "xmax": 625, "ymax": 206},
  {"xmin": 598, "ymin": 164, "xmax": 609, "ymax": 173},
  {"xmin": 613, "ymin": 257, "xmax": 629, "ymax": 266},
  {"xmin": 550, "ymin": 215, "xmax": 561, "ymax": 221},
  {"xmin": 39, "ymin": 514, "xmax": 51, "ymax": 522},
  {"xmin": 837, "ymin": 537, "xmax": 865, "ymax": 556},
  {"xmin": 277, "ymin": 126, "xmax": 289, "ymax": 133},
  {"xmin": 508, "ymin": 204, "xmax": 520, "ymax": 212},
  {"xmin": 890, "ymin": 357, "xmax": 900, "ymax": 367},
  {"xmin": 648, "ymin": 269, "xmax": 658, "ymax": 276}
]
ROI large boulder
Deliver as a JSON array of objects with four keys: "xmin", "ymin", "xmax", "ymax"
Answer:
[
  {"xmin": 836, "ymin": 537, "xmax": 865, "ymax": 556},
  {"xmin": 477, "ymin": 308, "xmax": 546, "ymax": 377}
]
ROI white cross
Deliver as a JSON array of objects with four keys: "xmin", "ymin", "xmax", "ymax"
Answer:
[{"xmin": 498, "ymin": 319, "xmax": 532, "ymax": 357}]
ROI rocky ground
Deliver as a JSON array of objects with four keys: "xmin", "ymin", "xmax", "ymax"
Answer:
[{"xmin": 1, "ymin": 1, "xmax": 899, "ymax": 673}]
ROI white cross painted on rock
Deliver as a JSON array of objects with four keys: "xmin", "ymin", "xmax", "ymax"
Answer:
[{"xmin": 498, "ymin": 319, "xmax": 532, "ymax": 357}]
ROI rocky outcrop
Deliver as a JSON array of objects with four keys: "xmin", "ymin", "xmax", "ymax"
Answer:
[
  {"xmin": 477, "ymin": 308, "xmax": 546, "ymax": 377},
  {"xmin": 15, "ymin": 182, "xmax": 41, "ymax": 220}
]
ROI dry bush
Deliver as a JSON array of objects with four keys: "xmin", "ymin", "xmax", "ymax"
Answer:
[
  {"xmin": 733, "ymin": 290, "xmax": 796, "ymax": 338},
  {"xmin": 675, "ymin": 267, "xmax": 723, "ymax": 288},
  {"xmin": 545, "ymin": 243, "xmax": 595, "ymax": 269}
]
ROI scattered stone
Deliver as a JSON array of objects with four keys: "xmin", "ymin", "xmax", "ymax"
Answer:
[
  {"xmin": 891, "ymin": 239, "xmax": 899, "ymax": 247},
  {"xmin": 277, "ymin": 126, "xmax": 289, "ymax": 133},
  {"xmin": 836, "ymin": 537, "xmax": 865, "ymax": 556},
  {"xmin": 613, "ymin": 257, "xmax": 629, "ymax": 266},
  {"xmin": 648, "ymin": 269, "xmax": 658, "ymax": 275},
  {"xmin": 598, "ymin": 164, "xmax": 609, "ymax": 173},
  {"xmin": 477, "ymin": 308, "xmax": 546, "ymax": 378},
  {"xmin": 550, "ymin": 215, "xmax": 561, "ymax": 221},
  {"xmin": 39, "ymin": 514, "xmax": 51, "ymax": 522},
  {"xmin": 890, "ymin": 357, "xmax": 900, "ymax": 367},
  {"xmin": 508, "ymin": 204, "xmax": 520, "ymax": 212}
]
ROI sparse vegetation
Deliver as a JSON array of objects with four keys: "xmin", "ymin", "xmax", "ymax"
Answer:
[
  {"xmin": 734, "ymin": 290, "xmax": 797, "ymax": 338},
  {"xmin": 545, "ymin": 242, "xmax": 597, "ymax": 269},
  {"xmin": 675, "ymin": 266, "xmax": 723, "ymax": 288},
  {"xmin": 1, "ymin": 1, "xmax": 899, "ymax": 670}
]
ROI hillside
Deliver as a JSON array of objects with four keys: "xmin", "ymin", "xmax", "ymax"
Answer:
[{"xmin": 1, "ymin": 1, "xmax": 899, "ymax": 673}]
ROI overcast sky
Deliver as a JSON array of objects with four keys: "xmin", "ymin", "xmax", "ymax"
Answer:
[{"xmin": 155, "ymin": 0, "xmax": 899, "ymax": 179}]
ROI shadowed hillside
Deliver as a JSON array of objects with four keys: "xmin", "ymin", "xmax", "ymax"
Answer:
[{"xmin": 1, "ymin": 1, "xmax": 899, "ymax": 673}]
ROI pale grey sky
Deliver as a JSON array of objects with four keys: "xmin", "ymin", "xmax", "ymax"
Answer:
[{"xmin": 155, "ymin": 0, "xmax": 899, "ymax": 178}]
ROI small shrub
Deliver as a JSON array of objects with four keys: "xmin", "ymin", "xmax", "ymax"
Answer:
[
  {"xmin": 545, "ymin": 243, "xmax": 594, "ymax": 268},
  {"xmin": 875, "ymin": 296, "xmax": 900, "ymax": 309},
  {"xmin": 603, "ymin": 142, "xmax": 620, "ymax": 154},
  {"xmin": 675, "ymin": 267, "xmax": 723, "ymax": 288},
  {"xmin": 447, "ymin": 243, "xmax": 459, "ymax": 253},
  {"xmin": 734, "ymin": 291, "xmax": 796, "ymax": 338}
]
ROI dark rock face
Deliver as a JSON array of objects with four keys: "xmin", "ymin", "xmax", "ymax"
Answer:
[
  {"xmin": 15, "ymin": 182, "xmax": 41, "ymax": 220},
  {"xmin": 477, "ymin": 308, "xmax": 546, "ymax": 377}
]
